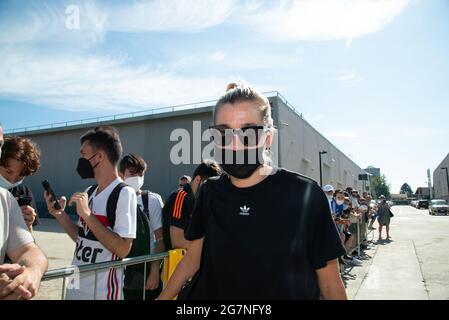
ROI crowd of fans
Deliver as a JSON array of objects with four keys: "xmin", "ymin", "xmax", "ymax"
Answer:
[{"xmin": 323, "ymin": 184, "xmax": 392, "ymax": 272}]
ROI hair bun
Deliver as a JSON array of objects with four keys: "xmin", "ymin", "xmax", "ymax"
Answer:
[{"xmin": 226, "ymin": 83, "xmax": 239, "ymax": 92}]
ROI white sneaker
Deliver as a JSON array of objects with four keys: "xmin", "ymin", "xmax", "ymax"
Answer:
[{"xmin": 349, "ymin": 257, "xmax": 363, "ymax": 266}]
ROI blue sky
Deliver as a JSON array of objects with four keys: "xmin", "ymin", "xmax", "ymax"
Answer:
[{"xmin": 0, "ymin": 0, "xmax": 448, "ymax": 193}]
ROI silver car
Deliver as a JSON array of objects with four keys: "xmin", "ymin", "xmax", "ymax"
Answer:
[{"xmin": 429, "ymin": 199, "xmax": 449, "ymax": 216}]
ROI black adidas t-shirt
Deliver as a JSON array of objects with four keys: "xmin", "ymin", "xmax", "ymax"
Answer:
[{"xmin": 185, "ymin": 168, "xmax": 346, "ymax": 300}]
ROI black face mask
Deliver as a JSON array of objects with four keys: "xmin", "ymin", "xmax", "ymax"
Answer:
[
  {"xmin": 216, "ymin": 146, "xmax": 264, "ymax": 179},
  {"xmin": 76, "ymin": 154, "xmax": 99, "ymax": 179}
]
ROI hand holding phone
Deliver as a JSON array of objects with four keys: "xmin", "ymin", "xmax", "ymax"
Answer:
[{"xmin": 42, "ymin": 180, "xmax": 62, "ymax": 210}]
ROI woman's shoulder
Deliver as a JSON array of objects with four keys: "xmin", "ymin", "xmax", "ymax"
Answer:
[{"xmin": 276, "ymin": 168, "xmax": 320, "ymax": 188}]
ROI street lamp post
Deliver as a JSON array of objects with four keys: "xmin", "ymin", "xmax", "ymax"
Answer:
[
  {"xmin": 319, "ymin": 151, "xmax": 327, "ymax": 187},
  {"xmin": 442, "ymin": 167, "xmax": 449, "ymax": 198}
]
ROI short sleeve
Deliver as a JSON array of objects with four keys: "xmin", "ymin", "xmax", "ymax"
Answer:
[
  {"xmin": 113, "ymin": 186, "xmax": 137, "ymax": 239},
  {"xmin": 307, "ymin": 184, "xmax": 346, "ymax": 270},
  {"xmin": 148, "ymin": 193, "xmax": 163, "ymax": 232},
  {"xmin": 6, "ymin": 192, "xmax": 34, "ymax": 254},
  {"xmin": 169, "ymin": 190, "xmax": 191, "ymax": 231},
  {"xmin": 185, "ymin": 184, "xmax": 207, "ymax": 241}
]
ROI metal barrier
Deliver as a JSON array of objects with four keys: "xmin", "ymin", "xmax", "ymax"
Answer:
[
  {"xmin": 351, "ymin": 211, "xmax": 376, "ymax": 258},
  {"xmin": 42, "ymin": 252, "xmax": 168, "ymax": 300}
]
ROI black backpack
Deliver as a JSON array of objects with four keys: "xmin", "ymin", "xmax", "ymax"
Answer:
[{"xmin": 87, "ymin": 184, "xmax": 153, "ymax": 290}]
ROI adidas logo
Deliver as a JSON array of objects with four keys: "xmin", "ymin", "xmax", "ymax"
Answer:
[{"xmin": 239, "ymin": 205, "xmax": 250, "ymax": 216}]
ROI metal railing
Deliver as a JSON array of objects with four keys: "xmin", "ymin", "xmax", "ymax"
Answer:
[
  {"xmin": 4, "ymin": 91, "xmax": 291, "ymax": 135},
  {"xmin": 42, "ymin": 252, "xmax": 168, "ymax": 300}
]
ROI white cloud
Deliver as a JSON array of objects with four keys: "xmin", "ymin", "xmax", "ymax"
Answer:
[
  {"xmin": 0, "ymin": 49, "xmax": 228, "ymax": 113},
  {"xmin": 244, "ymin": 0, "xmax": 410, "ymax": 42},
  {"xmin": 104, "ymin": 0, "xmax": 236, "ymax": 33},
  {"xmin": 209, "ymin": 52, "xmax": 227, "ymax": 62},
  {"xmin": 366, "ymin": 127, "xmax": 443, "ymax": 143},
  {"xmin": 0, "ymin": 1, "xmax": 106, "ymax": 45},
  {"xmin": 335, "ymin": 71, "xmax": 364, "ymax": 82},
  {"xmin": 0, "ymin": 0, "xmax": 236, "ymax": 46}
]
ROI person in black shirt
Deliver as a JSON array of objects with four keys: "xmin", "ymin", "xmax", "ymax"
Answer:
[
  {"xmin": 158, "ymin": 82, "xmax": 347, "ymax": 300},
  {"xmin": 162, "ymin": 160, "xmax": 221, "ymax": 250}
]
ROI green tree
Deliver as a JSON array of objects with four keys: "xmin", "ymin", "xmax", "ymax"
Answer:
[
  {"xmin": 400, "ymin": 183, "xmax": 413, "ymax": 197},
  {"xmin": 372, "ymin": 175, "xmax": 391, "ymax": 199}
]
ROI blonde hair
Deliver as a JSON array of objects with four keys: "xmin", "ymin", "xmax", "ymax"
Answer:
[{"xmin": 213, "ymin": 82, "xmax": 274, "ymax": 128}]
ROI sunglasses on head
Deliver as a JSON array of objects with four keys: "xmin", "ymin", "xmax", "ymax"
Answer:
[{"xmin": 209, "ymin": 125, "xmax": 269, "ymax": 148}]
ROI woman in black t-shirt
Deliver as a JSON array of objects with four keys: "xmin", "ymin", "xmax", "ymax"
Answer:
[{"xmin": 158, "ymin": 83, "xmax": 347, "ymax": 300}]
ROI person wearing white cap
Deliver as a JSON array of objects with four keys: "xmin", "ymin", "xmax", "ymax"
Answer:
[{"xmin": 322, "ymin": 185, "xmax": 334, "ymax": 212}]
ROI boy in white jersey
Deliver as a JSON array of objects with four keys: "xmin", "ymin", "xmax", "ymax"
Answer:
[{"xmin": 44, "ymin": 126, "xmax": 137, "ymax": 300}]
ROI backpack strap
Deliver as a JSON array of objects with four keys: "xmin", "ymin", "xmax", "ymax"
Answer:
[
  {"xmin": 106, "ymin": 183, "xmax": 127, "ymax": 230},
  {"xmin": 141, "ymin": 191, "xmax": 150, "ymax": 217},
  {"xmin": 87, "ymin": 184, "xmax": 98, "ymax": 198},
  {"xmin": 86, "ymin": 183, "xmax": 126, "ymax": 230}
]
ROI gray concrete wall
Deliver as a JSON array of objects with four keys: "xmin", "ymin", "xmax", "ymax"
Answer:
[
  {"xmin": 276, "ymin": 99, "xmax": 365, "ymax": 191},
  {"xmin": 433, "ymin": 153, "xmax": 449, "ymax": 201}
]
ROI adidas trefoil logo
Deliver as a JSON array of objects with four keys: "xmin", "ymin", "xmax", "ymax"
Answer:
[{"xmin": 239, "ymin": 205, "xmax": 250, "ymax": 216}]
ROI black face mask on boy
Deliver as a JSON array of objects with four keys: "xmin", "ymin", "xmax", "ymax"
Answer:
[{"xmin": 76, "ymin": 154, "xmax": 99, "ymax": 179}]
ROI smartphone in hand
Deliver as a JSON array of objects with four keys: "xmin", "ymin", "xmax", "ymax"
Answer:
[{"xmin": 42, "ymin": 180, "xmax": 62, "ymax": 210}]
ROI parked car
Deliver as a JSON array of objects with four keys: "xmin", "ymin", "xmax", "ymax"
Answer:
[
  {"xmin": 410, "ymin": 200, "xmax": 418, "ymax": 207},
  {"xmin": 429, "ymin": 199, "xmax": 449, "ymax": 216},
  {"xmin": 416, "ymin": 199, "xmax": 429, "ymax": 209}
]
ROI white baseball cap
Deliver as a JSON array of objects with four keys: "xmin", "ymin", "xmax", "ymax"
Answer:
[{"xmin": 323, "ymin": 185, "xmax": 334, "ymax": 193}]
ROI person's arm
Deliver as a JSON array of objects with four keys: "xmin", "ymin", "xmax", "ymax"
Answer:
[
  {"xmin": 69, "ymin": 192, "xmax": 134, "ymax": 259},
  {"xmin": 1, "ymin": 243, "xmax": 48, "ymax": 300},
  {"xmin": 146, "ymin": 228, "xmax": 165, "ymax": 290},
  {"xmin": 0, "ymin": 194, "xmax": 47, "ymax": 300},
  {"xmin": 82, "ymin": 213, "xmax": 133, "ymax": 259},
  {"xmin": 307, "ymin": 184, "xmax": 347, "ymax": 300},
  {"xmin": 28, "ymin": 187, "xmax": 40, "ymax": 227},
  {"xmin": 157, "ymin": 237, "xmax": 203, "ymax": 300},
  {"xmin": 20, "ymin": 205, "xmax": 36, "ymax": 233},
  {"xmin": 44, "ymin": 191, "xmax": 78, "ymax": 241},
  {"xmin": 316, "ymin": 259, "xmax": 348, "ymax": 300},
  {"xmin": 170, "ymin": 226, "xmax": 191, "ymax": 249},
  {"xmin": 169, "ymin": 191, "xmax": 192, "ymax": 249}
]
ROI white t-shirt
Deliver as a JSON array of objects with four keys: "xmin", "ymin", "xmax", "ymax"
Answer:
[
  {"xmin": 65, "ymin": 178, "xmax": 137, "ymax": 300},
  {"xmin": 137, "ymin": 191, "xmax": 163, "ymax": 253},
  {"xmin": 0, "ymin": 188, "xmax": 34, "ymax": 263}
]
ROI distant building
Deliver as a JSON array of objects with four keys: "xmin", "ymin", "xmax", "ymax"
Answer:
[
  {"xmin": 391, "ymin": 193, "xmax": 409, "ymax": 205},
  {"xmin": 365, "ymin": 166, "xmax": 381, "ymax": 177},
  {"xmin": 391, "ymin": 194, "xmax": 408, "ymax": 200},
  {"xmin": 433, "ymin": 153, "xmax": 449, "ymax": 202},
  {"xmin": 415, "ymin": 187, "xmax": 430, "ymax": 200}
]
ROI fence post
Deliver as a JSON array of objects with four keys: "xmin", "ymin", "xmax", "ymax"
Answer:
[
  {"xmin": 121, "ymin": 267, "xmax": 125, "ymax": 301},
  {"xmin": 61, "ymin": 276, "xmax": 66, "ymax": 300},
  {"xmin": 357, "ymin": 220, "xmax": 361, "ymax": 257},
  {"xmin": 143, "ymin": 262, "xmax": 147, "ymax": 300},
  {"xmin": 94, "ymin": 271, "xmax": 98, "ymax": 300}
]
